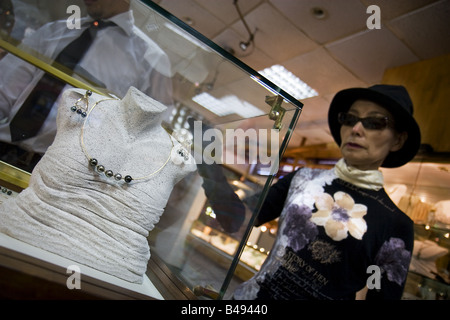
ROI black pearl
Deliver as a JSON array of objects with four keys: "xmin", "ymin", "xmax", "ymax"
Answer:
[
  {"xmin": 114, "ymin": 173, "xmax": 122, "ymax": 181},
  {"xmin": 76, "ymin": 109, "xmax": 82, "ymax": 115},
  {"xmin": 97, "ymin": 165, "xmax": 105, "ymax": 173},
  {"xmin": 86, "ymin": 90, "xmax": 92, "ymax": 96},
  {"xmin": 178, "ymin": 148, "xmax": 189, "ymax": 160},
  {"xmin": 105, "ymin": 170, "xmax": 113, "ymax": 177},
  {"xmin": 71, "ymin": 105, "xmax": 77, "ymax": 112},
  {"xmin": 89, "ymin": 158, "xmax": 98, "ymax": 166},
  {"xmin": 7, "ymin": 190, "xmax": 12, "ymax": 195},
  {"xmin": 124, "ymin": 175, "xmax": 133, "ymax": 183},
  {"xmin": 81, "ymin": 111, "xmax": 87, "ymax": 117}
]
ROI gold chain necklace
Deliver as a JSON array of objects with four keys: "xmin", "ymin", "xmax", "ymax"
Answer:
[{"xmin": 78, "ymin": 96, "xmax": 174, "ymax": 183}]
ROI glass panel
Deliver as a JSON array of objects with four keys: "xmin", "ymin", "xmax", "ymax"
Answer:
[
  {"xmin": 0, "ymin": 0, "xmax": 302, "ymax": 300},
  {"xmin": 132, "ymin": 1, "xmax": 302, "ymax": 299},
  {"xmin": 381, "ymin": 160, "xmax": 450, "ymax": 300}
]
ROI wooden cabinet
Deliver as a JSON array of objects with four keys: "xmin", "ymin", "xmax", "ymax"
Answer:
[{"xmin": 382, "ymin": 54, "xmax": 450, "ymax": 153}]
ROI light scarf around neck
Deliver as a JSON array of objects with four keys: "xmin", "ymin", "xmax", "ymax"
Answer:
[{"xmin": 334, "ymin": 158, "xmax": 384, "ymax": 191}]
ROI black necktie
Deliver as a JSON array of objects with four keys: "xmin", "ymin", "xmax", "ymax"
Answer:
[{"xmin": 9, "ymin": 20, "xmax": 115, "ymax": 142}]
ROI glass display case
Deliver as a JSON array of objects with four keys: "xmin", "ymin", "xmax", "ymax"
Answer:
[
  {"xmin": 382, "ymin": 161, "xmax": 450, "ymax": 300},
  {"xmin": 403, "ymin": 224, "xmax": 450, "ymax": 300},
  {"xmin": 0, "ymin": 0, "xmax": 302, "ymax": 299}
]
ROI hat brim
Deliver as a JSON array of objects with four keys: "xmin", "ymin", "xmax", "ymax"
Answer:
[{"xmin": 328, "ymin": 88, "xmax": 421, "ymax": 168}]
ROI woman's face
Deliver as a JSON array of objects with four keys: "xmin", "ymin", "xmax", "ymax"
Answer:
[{"xmin": 339, "ymin": 100, "xmax": 407, "ymax": 171}]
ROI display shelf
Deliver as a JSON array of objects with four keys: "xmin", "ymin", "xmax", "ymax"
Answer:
[
  {"xmin": 0, "ymin": 232, "xmax": 163, "ymax": 300},
  {"xmin": 0, "ymin": 160, "xmax": 30, "ymax": 191},
  {"xmin": 0, "ymin": 226, "xmax": 199, "ymax": 300},
  {"xmin": 189, "ymin": 218, "xmax": 272, "ymax": 274},
  {"xmin": 404, "ymin": 271, "xmax": 449, "ymax": 300},
  {"xmin": 403, "ymin": 223, "xmax": 450, "ymax": 299}
]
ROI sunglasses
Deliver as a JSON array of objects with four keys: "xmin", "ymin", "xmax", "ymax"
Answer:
[{"xmin": 338, "ymin": 112, "xmax": 393, "ymax": 130}]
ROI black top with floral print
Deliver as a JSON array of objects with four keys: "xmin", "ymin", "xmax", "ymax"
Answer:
[{"xmin": 234, "ymin": 167, "xmax": 414, "ymax": 300}]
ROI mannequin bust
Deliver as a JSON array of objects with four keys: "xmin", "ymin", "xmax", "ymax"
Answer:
[{"xmin": 0, "ymin": 87, "xmax": 196, "ymax": 283}]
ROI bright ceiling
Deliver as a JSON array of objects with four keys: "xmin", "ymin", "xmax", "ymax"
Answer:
[{"xmin": 153, "ymin": 0, "xmax": 450, "ymax": 155}]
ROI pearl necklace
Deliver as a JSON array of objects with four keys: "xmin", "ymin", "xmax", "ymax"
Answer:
[{"xmin": 78, "ymin": 97, "xmax": 174, "ymax": 183}]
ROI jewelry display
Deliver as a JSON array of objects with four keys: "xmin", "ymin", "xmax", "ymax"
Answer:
[
  {"xmin": 0, "ymin": 186, "xmax": 15, "ymax": 205},
  {"xmin": 70, "ymin": 90, "xmax": 92, "ymax": 117},
  {"xmin": 1, "ymin": 187, "xmax": 13, "ymax": 196},
  {"xmin": 171, "ymin": 128, "xmax": 192, "ymax": 162},
  {"xmin": 79, "ymin": 94, "xmax": 175, "ymax": 183},
  {"xmin": 177, "ymin": 148, "xmax": 189, "ymax": 161},
  {"xmin": 0, "ymin": 87, "xmax": 198, "ymax": 285}
]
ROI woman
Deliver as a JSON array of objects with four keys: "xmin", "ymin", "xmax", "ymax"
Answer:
[{"xmin": 234, "ymin": 84, "xmax": 421, "ymax": 300}]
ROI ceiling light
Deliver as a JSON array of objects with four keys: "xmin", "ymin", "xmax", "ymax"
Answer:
[
  {"xmin": 239, "ymin": 38, "xmax": 253, "ymax": 51},
  {"xmin": 183, "ymin": 16, "xmax": 194, "ymax": 26},
  {"xmin": 258, "ymin": 64, "xmax": 318, "ymax": 100},
  {"xmin": 192, "ymin": 92, "xmax": 265, "ymax": 118},
  {"xmin": 233, "ymin": 0, "xmax": 256, "ymax": 51},
  {"xmin": 311, "ymin": 7, "xmax": 328, "ymax": 20}
]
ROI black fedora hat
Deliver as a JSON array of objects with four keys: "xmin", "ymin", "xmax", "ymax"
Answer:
[{"xmin": 328, "ymin": 84, "xmax": 421, "ymax": 168}]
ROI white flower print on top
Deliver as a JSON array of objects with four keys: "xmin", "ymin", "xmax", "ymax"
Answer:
[{"xmin": 310, "ymin": 191, "xmax": 368, "ymax": 241}]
